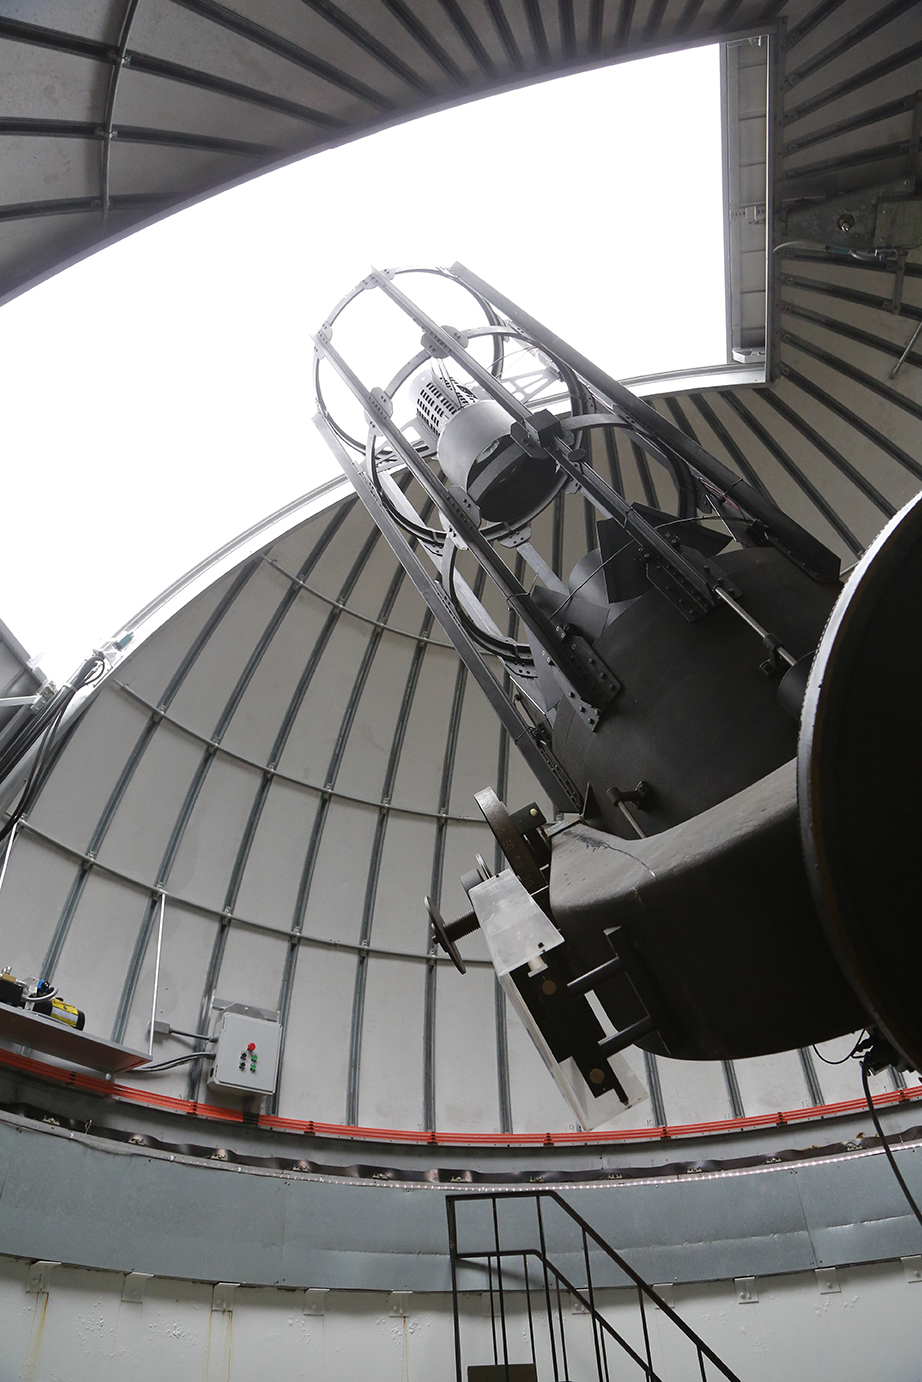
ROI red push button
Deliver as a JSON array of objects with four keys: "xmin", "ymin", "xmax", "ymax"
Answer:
[{"xmin": 247, "ymin": 1042, "xmax": 256, "ymax": 1051}]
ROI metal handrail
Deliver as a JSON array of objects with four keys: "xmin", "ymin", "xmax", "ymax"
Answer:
[
  {"xmin": 447, "ymin": 1188, "xmax": 743, "ymax": 1382},
  {"xmin": 477, "ymin": 1248, "xmax": 666, "ymax": 1382}
]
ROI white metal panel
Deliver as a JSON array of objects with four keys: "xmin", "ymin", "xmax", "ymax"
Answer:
[
  {"xmin": 0, "ymin": 834, "xmax": 80, "ymax": 980},
  {"xmin": 265, "ymin": 509, "xmax": 340, "ymax": 573},
  {"xmin": 0, "ymin": 39, "xmax": 105, "ymax": 123},
  {"xmin": 112, "ymin": 64, "xmax": 310, "ymax": 145},
  {"xmin": 166, "ymin": 568, "xmax": 293, "ymax": 731},
  {"xmin": 120, "ymin": 901, "xmax": 218, "ymax": 1077},
  {"xmin": 798, "ymin": 356, "xmax": 922, "ymax": 490},
  {"xmin": 741, "ymin": 386, "xmax": 887, "ymax": 552},
  {"xmin": 333, "ymin": 632, "xmax": 417, "ymax": 803},
  {"xmin": 107, "ymin": 138, "xmax": 255, "ymax": 199},
  {"xmin": 166, "ymin": 755, "xmax": 259, "ymax": 907},
  {"xmin": 366, "ymin": 815, "xmax": 436, "ymax": 953},
  {"xmin": 274, "ymin": 617, "xmax": 370, "ymax": 786},
  {"xmin": 302, "ymin": 504, "xmax": 384, "ymax": 600},
  {"xmin": 810, "ymin": 1034, "xmax": 900, "ymax": 1105},
  {"xmin": 785, "ymin": 4, "xmax": 922, "ymax": 112},
  {"xmin": 773, "ymin": 373, "xmax": 921, "ymax": 518},
  {"xmin": 127, "ymin": 1, "xmax": 385, "ymax": 122},
  {"xmin": 389, "ymin": 644, "xmax": 462, "ymax": 814},
  {"xmin": 214, "ymin": 924, "xmax": 288, "ymax": 1018},
  {"xmin": 233, "ymin": 777, "xmax": 322, "ymax": 932},
  {"xmin": 356, "ymin": 955, "xmax": 425, "ymax": 1130},
  {"xmin": 655, "ymin": 1054, "xmax": 734, "ymax": 1126},
  {"xmin": 118, "ymin": 565, "xmax": 246, "ymax": 706},
  {"xmin": 434, "ymin": 960, "xmax": 498, "ymax": 1132},
  {"xmin": 274, "ymin": 944, "xmax": 355, "ymax": 1122},
  {"xmin": 385, "ymin": 575, "xmax": 435, "ymax": 640},
  {"xmin": 93, "ymin": 719, "xmax": 206, "ymax": 880},
  {"xmin": 300, "ymin": 798, "xmax": 380, "ymax": 941},
  {"xmin": 26, "ymin": 689, "xmax": 149, "ymax": 844},
  {"xmin": 51, "ymin": 869, "xmax": 148, "ymax": 1041},
  {"xmin": 341, "ymin": 536, "xmax": 411, "ymax": 622},
  {"xmin": 0, "ymin": 134, "xmax": 98, "ymax": 204},
  {"xmin": 447, "ymin": 677, "xmax": 503, "ymax": 817},
  {"xmin": 216, "ymin": 580, "xmax": 334, "ymax": 766},
  {"xmin": 733, "ymin": 1050, "xmax": 812, "ymax": 1116}
]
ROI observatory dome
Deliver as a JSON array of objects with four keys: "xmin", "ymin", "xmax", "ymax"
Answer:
[{"xmin": 0, "ymin": 2, "xmax": 921, "ymax": 1379}]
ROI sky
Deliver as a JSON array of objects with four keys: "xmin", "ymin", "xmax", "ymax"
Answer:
[{"xmin": 0, "ymin": 44, "xmax": 724, "ymax": 682}]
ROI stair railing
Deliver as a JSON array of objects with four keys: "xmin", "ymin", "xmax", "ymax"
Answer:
[{"xmin": 447, "ymin": 1188, "xmax": 742, "ymax": 1382}]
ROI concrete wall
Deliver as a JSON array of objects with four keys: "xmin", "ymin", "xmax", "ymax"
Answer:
[{"xmin": 1, "ymin": 1253, "xmax": 920, "ymax": 1382}]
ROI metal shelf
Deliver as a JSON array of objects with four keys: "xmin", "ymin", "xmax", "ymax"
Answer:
[{"xmin": 0, "ymin": 1005, "xmax": 148, "ymax": 1074}]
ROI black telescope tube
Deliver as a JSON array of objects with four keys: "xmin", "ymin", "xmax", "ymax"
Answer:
[{"xmin": 450, "ymin": 263, "xmax": 840, "ymax": 582}]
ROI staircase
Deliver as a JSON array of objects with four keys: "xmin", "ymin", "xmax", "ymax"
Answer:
[{"xmin": 447, "ymin": 1189, "xmax": 742, "ymax": 1381}]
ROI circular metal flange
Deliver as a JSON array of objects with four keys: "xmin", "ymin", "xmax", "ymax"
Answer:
[
  {"xmin": 425, "ymin": 895, "xmax": 466, "ymax": 974},
  {"xmin": 473, "ymin": 787, "xmax": 545, "ymax": 894},
  {"xmin": 799, "ymin": 490, "xmax": 922, "ymax": 1072}
]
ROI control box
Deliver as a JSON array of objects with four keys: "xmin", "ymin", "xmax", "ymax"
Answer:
[{"xmin": 208, "ymin": 1007, "xmax": 282, "ymax": 1096}]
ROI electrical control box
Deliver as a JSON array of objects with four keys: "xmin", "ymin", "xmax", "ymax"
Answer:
[{"xmin": 208, "ymin": 1006, "xmax": 282, "ymax": 1097}]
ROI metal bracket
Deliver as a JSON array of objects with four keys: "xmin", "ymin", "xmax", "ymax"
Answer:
[
  {"xmin": 25, "ymin": 1261, "xmax": 59, "ymax": 1295},
  {"xmin": 552, "ymin": 675, "xmax": 601, "ymax": 729},
  {"xmin": 639, "ymin": 536, "xmax": 716, "ymax": 621},
  {"xmin": 606, "ymin": 781, "xmax": 650, "ymax": 809},
  {"xmin": 561, "ymin": 633, "xmax": 620, "ymax": 703},
  {"xmin": 446, "ymin": 484, "xmax": 480, "ymax": 528},
  {"xmin": 543, "ymin": 633, "xmax": 620, "ymax": 730},
  {"xmin": 212, "ymin": 1283, "xmax": 239, "ymax": 1313},
  {"xmin": 759, "ymin": 634, "xmax": 785, "ymax": 676},
  {"xmin": 304, "ymin": 1288, "xmax": 330, "ymax": 1315},
  {"xmin": 122, "ymin": 1271, "xmax": 153, "ymax": 1304},
  {"xmin": 388, "ymin": 1291, "xmax": 412, "ymax": 1317}
]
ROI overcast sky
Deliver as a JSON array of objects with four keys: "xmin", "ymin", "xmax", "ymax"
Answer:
[{"xmin": 0, "ymin": 44, "xmax": 723, "ymax": 681}]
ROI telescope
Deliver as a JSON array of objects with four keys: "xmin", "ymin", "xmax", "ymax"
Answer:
[{"xmin": 314, "ymin": 265, "xmax": 921, "ymax": 1129}]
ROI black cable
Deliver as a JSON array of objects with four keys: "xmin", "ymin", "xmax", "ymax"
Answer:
[
  {"xmin": 133, "ymin": 1052, "xmax": 212, "ymax": 1075},
  {"xmin": 0, "ymin": 699, "xmax": 68, "ymax": 846},
  {"xmin": 861, "ymin": 1060, "xmax": 922, "ymax": 1233},
  {"xmin": 813, "ymin": 1031, "xmax": 867, "ymax": 1065},
  {"xmin": 0, "ymin": 652, "xmax": 106, "ymax": 846},
  {"xmin": 546, "ymin": 534, "xmax": 635, "ymax": 621}
]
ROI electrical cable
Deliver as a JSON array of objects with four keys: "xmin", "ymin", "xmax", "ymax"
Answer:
[
  {"xmin": 546, "ymin": 535, "xmax": 634, "ymax": 622},
  {"xmin": 23, "ymin": 984, "xmax": 58, "ymax": 1004},
  {"xmin": 772, "ymin": 239, "xmax": 899, "ymax": 264},
  {"xmin": 0, "ymin": 699, "xmax": 69, "ymax": 846},
  {"xmin": 0, "ymin": 650, "xmax": 107, "ymax": 846},
  {"xmin": 544, "ymin": 512, "xmax": 731, "ymax": 624},
  {"xmin": 812, "ymin": 1031, "xmax": 867, "ymax": 1065},
  {"xmin": 133, "ymin": 1052, "xmax": 213, "ymax": 1075},
  {"xmin": 772, "ymin": 240, "xmax": 829, "ymax": 255},
  {"xmin": 861, "ymin": 1059, "xmax": 922, "ymax": 1233}
]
